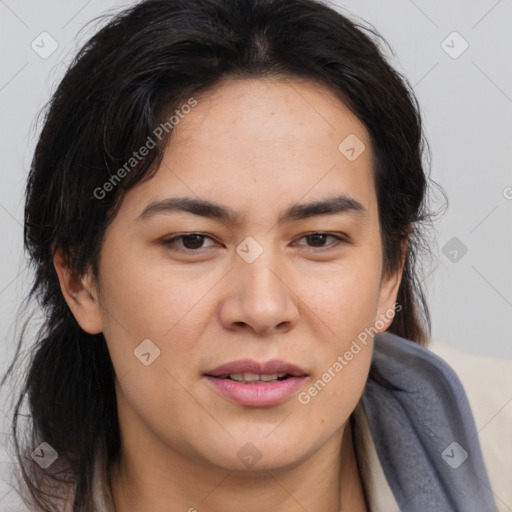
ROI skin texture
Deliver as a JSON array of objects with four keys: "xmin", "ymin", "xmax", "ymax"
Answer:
[{"xmin": 54, "ymin": 76, "xmax": 404, "ymax": 511}]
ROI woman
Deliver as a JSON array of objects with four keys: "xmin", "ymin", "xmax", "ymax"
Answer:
[{"xmin": 1, "ymin": 0, "xmax": 505, "ymax": 510}]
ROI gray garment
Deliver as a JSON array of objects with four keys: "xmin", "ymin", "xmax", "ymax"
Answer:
[{"xmin": 361, "ymin": 331, "xmax": 498, "ymax": 511}]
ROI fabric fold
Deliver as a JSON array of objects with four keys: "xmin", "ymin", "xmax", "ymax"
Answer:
[{"xmin": 362, "ymin": 331, "xmax": 498, "ymax": 511}]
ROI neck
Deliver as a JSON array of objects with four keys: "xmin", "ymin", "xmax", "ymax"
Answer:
[{"xmin": 109, "ymin": 420, "xmax": 367, "ymax": 512}]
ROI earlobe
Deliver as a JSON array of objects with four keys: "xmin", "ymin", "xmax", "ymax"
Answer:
[
  {"xmin": 53, "ymin": 249, "xmax": 103, "ymax": 334},
  {"xmin": 375, "ymin": 241, "xmax": 407, "ymax": 333}
]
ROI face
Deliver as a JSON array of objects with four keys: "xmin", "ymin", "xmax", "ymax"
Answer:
[{"xmin": 61, "ymin": 76, "xmax": 402, "ymax": 474}]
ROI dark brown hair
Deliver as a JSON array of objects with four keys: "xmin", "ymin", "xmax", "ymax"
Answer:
[{"xmin": 2, "ymin": 0, "xmax": 443, "ymax": 510}]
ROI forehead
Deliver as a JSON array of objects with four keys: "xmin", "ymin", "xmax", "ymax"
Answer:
[
  {"xmin": 172, "ymin": 75, "xmax": 368, "ymax": 156},
  {"xmin": 119, "ymin": 75, "xmax": 378, "ymax": 223}
]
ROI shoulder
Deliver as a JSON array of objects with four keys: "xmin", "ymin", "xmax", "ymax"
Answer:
[
  {"xmin": 427, "ymin": 341, "xmax": 512, "ymax": 512},
  {"xmin": 363, "ymin": 332, "xmax": 504, "ymax": 510}
]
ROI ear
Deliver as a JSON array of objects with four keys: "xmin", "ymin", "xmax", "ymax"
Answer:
[
  {"xmin": 374, "ymin": 240, "xmax": 406, "ymax": 333},
  {"xmin": 53, "ymin": 249, "xmax": 103, "ymax": 334}
]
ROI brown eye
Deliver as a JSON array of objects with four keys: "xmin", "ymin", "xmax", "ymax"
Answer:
[
  {"xmin": 162, "ymin": 233, "xmax": 217, "ymax": 252},
  {"xmin": 305, "ymin": 233, "xmax": 329, "ymax": 247},
  {"xmin": 297, "ymin": 232, "xmax": 347, "ymax": 249},
  {"xmin": 180, "ymin": 234, "xmax": 207, "ymax": 249}
]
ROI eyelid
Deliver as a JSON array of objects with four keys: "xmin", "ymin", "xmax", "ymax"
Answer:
[
  {"xmin": 161, "ymin": 233, "xmax": 219, "ymax": 252},
  {"xmin": 294, "ymin": 232, "xmax": 350, "ymax": 249},
  {"xmin": 161, "ymin": 231, "xmax": 350, "ymax": 254}
]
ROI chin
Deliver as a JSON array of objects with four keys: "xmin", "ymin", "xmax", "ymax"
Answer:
[{"xmin": 195, "ymin": 430, "xmax": 319, "ymax": 473}]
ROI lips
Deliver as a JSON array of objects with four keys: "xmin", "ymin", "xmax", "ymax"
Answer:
[
  {"xmin": 205, "ymin": 359, "xmax": 308, "ymax": 379},
  {"xmin": 217, "ymin": 372, "xmax": 289, "ymax": 383},
  {"xmin": 204, "ymin": 359, "xmax": 308, "ymax": 407}
]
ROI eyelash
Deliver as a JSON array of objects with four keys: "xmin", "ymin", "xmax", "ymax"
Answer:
[{"xmin": 161, "ymin": 232, "xmax": 349, "ymax": 254}]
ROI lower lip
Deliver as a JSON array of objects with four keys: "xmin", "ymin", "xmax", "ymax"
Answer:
[{"xmin": 204, "ymin": 376, "xmax": 307, "ymax": 407}]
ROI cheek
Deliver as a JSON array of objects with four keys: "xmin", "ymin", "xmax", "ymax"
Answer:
[
  {"xmin": 98, "ymin": 247, "xmax": 219, "ymax": 342},
  {"xmin": 293, "ymin": 256, "xmax": 380, "ymax": 411},
  {"xmin": 97, "ymin": 257, "xmax": 214, "ymax": 442},
  {"xmin": 301, "ymin": 258, "xmax": 383, "ymax": 337},
  {"xmin": 300, "ymin": 270, "xmax": 377, "ymax": 411},
  {"xmin": 314, "ymin": 349, "xmax": 373, "ymax": 426}
]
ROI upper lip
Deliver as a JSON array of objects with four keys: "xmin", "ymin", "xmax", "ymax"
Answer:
[{"xmin": 205, "ymin": 359, "xmax": 308, "ymax": 377}]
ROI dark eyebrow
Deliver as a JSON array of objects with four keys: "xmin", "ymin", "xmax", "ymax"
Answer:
[
  {"xmin": 279, "ymin": 195, "xmax": 366, "ymax": 223},
  {"xmin": 137, "ymin": 195, "xmax": 367, "ymax": 224}
]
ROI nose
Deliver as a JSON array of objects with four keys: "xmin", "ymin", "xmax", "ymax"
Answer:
[{"xmin": 219, "ymin": 244, "xmax": 300, "ymax": 337}]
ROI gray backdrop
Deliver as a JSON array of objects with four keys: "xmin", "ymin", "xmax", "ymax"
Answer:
[{"xmin": 1, "ymin": 1, "xmax": 511, "ymax": 509}]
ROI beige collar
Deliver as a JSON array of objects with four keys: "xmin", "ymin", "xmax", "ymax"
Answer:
[{"xmin": 352, "ymin": 401, "xmax": 400, "ymax": 511}]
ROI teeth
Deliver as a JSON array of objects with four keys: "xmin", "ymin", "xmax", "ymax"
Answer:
[
  {"xmin": 228, "ymin": 373, "xmax": 245, "ymax": 381},
  {"xmin": 242, "ymin": 372, "xmax": 260, "ymax": 382},
  {"xmin": 260, "ymin": 373, "xmax": 279, "ymax": 382},
  {"xmin": 227, "ymin": 372, "xmax": 288, "ymax": 382}
]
